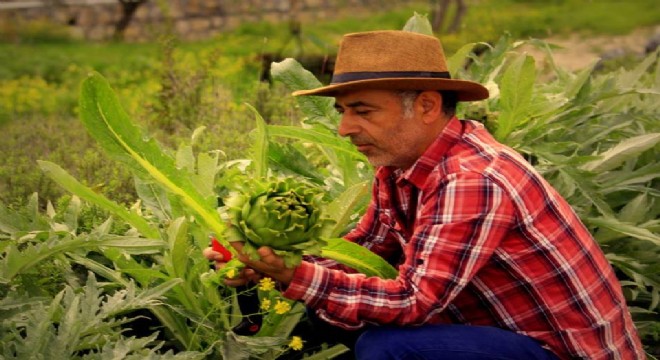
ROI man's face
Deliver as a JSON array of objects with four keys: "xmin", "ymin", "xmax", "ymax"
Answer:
[{"xmin": 334, "ymin": 89, "xmax": 426, "ymax": 169}]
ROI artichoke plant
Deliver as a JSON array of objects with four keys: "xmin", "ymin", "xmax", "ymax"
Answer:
[{"xmin": 223, "ymin": 177, "xmax": 332, "ymax": 267}]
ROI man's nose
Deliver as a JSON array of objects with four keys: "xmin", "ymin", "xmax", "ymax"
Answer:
[{"xmin": 338, "ymin": 114, "xmax": 358, "ymax": 137}]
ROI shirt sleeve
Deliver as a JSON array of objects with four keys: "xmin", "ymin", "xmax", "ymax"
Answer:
[{"xmin": 282, "ymin": 172, "xmax": 516, "ymax": 329}]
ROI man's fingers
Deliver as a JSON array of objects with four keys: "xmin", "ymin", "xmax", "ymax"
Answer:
[
  {"xmin": 256, "ymin": 246, "xmax": 286, "ymax": 267},
  {"xmin": 243, "ymin": 268, "xmax": 263, "ymax": 283},
  {"xmin": 224, "ymin": 277, "xmax": 249, "ymax": 287},
  {"xmin": 224, "ymin": 267, "xmax": 261, "ymax": 287},
  {"xmin": 223, "ymin": 243, "xmax": 294, "ymax": 284},
  {"xmin": 229, "ymin": 242, "xmax": 259, "ymax": 267},
  {"xmin": 202, "ymin": 247, "xmax": 225, "ymax": 262},
  {"xmin": 257, "ymin": 246, "xmax": 275, "ymax": 258},
  {"xmin": 229, "ymin": 241, "xmax": 245, "ymax": 254},
  {"xmin": 232, "ymin": 245, "xmax": 280, "ymax": 271}
]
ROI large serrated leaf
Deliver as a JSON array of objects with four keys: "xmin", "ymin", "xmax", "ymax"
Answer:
[
  {"xmin": 267, "ymin": 125, "xmax": 366, "ymax": 161},
  {"xmin": 270, "ymin": 58, "xmax": 339, "ymax": 129},
  {"xmin": 447, "ymin": 43, "xmax": 478, "ymax": 78},
  {"xmin": 267, "ymin": 142, "xmax": 325, "ymax": 184},
  {"xmin": 134, "ymin": 177, "xmax": 172, "ymax": 221},
  {"xmin": 495, "ymin": 54, "xmax": 536, "ymax": 141},
  {"xmin": 194, "ymin": 151, "xmax": 220, "ymax": 198},
  {"xmin": 581, "ymin": 133, "xmax": 660, "ymax": 172},
  {"xmin": 588, "ymin": 216, "xmax": 660, "ymax": 246},
  {"xmin": 618, "ymin": 193, "xmax": 651, "ymax": 224},
  {"xmin": 165, "ymin": 216, "xmax": 191, "ymax": 280},
  {"xmin": 246, "ymin": 103, "xmax": 269, "ymax": 178},
  {"xmin": 38, "ymin": 160, "xmax": 160, "ymax": 239},
  {"xmin": 0, "ymin": 235, "xmax": 165, "ymax": 283},
  {"xmin": 78, "ymin": 72, "xmax": 233, "ymax": 253},
  {"xmin": 402, "ymin": 12, "xmax": 433, "ymax": 35},
  {"xmin": 323, "ymin": 181, "xmax": 371, "ymax": 238}
]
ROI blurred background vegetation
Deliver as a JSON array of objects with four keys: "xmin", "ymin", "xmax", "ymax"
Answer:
[{"xmin": 1, "ymin": 0, "xmax": 658, "ymax": 207}]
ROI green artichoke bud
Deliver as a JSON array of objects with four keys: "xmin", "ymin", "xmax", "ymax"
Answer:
[{"xmin": 223, "ymin": 177, "xmax": 332, "ymax": 267}]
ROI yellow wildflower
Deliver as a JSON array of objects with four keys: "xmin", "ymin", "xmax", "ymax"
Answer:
[
  {"xmin": 274, "ymin": 300, "xmax": 291, "ymax": 315},
  {"xmin": 288, "ymin": 336, "xmax": 303, "ymax": 351},
  {"xmin": 226, "ymin": 268, "xmax": 236, "ymax": 279},
  {"xmin": 258, "ymin": 277, "xmax": 276, "ymax": 292},
  {"xmin": 260, "ymin": 298, "xmax": 271, "ymax": 311}
]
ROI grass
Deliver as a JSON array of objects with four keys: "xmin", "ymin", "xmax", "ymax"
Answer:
[{"xmin": 3, "ymin": 1, "xmax": 659, "ymax": 79}]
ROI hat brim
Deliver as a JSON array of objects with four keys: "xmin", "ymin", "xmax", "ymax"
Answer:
[{"xmin": 292, "ymin": 78, "xmax": 489, "ymax": 101}]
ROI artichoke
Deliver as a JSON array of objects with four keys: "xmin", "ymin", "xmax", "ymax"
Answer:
[{"xmin": 223, "ymin": 177, "xmax": 331, "ymax": 267}]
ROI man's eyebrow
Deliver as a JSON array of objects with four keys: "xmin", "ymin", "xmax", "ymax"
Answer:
[{"xmin": 334, "ymin": 101, "xmax": 374, "ymax": 109}]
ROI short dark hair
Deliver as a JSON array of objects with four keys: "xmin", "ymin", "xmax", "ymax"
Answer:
[
  {"xmin": 439, "ymin": 91, "xmax": 458, "ymax": 117},
  {"xmin": 398, "ymin": 90, "xmax": 458, "ymax": 118}
]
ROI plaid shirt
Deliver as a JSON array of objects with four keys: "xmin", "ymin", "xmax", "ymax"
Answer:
[{"xmin": 283, "ymin": 118, "xmax": 644, "ymax": 359}]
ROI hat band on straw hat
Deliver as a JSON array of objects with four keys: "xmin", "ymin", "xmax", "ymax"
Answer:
[{"xmin": 332, "ymin": 71, "xmax": 451, "ymax": 84}]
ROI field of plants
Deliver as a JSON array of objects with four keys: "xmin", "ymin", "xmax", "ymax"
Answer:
[{"xmin": 0, "ymin": 1, "xmax": 659, "ymax": 358}]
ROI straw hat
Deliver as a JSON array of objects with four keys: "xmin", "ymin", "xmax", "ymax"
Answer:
[{"xmin": 293, "ymin": 30, "xmax": 488, "ymax": 101}]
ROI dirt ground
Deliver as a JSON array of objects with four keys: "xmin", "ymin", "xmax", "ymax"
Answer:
[{"xmin": 520, "ymin": 25, "xmax": 660, "ymax": 72}]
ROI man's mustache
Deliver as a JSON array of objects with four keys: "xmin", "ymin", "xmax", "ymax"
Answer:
[{"xmin": 349, "ymin": 136, "xmax": 372, "ymax": 146}]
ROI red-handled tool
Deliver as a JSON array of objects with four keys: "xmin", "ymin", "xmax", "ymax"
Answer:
[
  {"xmin": 210, "ymin": 237, "xmax": 262, "ymax": 336},
  {"xmin": 211, "ymin": 237, "xmax": 233, "ymax": 261}
]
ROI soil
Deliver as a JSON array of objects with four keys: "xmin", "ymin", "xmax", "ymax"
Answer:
[{"xmin": 520, "ymin": 25, "xmax": 660, "ymax": 72}]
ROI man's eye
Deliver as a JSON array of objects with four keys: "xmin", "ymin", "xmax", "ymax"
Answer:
[{"xmin": 356, "ymin": 110, "xmax": 371, "ymax": 116}]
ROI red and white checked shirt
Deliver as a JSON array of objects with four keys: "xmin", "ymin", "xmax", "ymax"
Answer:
[{"xmin": 282, "ymin": 118, "xmax": 645, "ymax": 359}]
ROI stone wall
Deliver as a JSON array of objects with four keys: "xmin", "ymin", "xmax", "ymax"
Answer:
[{"xmin": 0, "ymin": 0, "xmax": 408, "ymax": 41}]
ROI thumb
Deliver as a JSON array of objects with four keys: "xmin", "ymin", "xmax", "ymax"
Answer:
[
  {"xmin": 256, "ymin": 246, "xmax": 286, "ymax": 267},
  {"xmin": 229, "ymin": 241, "xmax": 245, "ymax": 254},
  {"xmin": 229, "ymin": 241, "xmax": 253, "ymax": 264}
]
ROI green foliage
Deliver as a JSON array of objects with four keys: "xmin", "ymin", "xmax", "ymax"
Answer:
[
  {"xmin": 0, "ymin": 273, "xmax": 198, "ymax": 359},
  {"xmin": 0, "ymin": 186, "xmax": 238, "ymax": 357},
  {"xmin": 402, "ymin": 12, "xmax": 434, "ymax": 35},
  {"xmin": 0, "ymin": 42, "xmax": 162, "ymax": 206},
  {"xmin": 0, "ymin": 193, "xmax": 204, "ymax": 357}
]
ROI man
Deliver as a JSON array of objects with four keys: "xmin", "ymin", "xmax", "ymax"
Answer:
[{"xmin": 205, "ymin": 30, "xmax": 645, "ymax": 359}]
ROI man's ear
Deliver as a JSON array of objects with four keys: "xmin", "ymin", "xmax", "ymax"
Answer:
[{"xmin": 416, "ymin": 91, "xmax": 443, "ymax": 124}]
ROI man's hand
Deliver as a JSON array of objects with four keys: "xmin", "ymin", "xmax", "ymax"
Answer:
[
  {"xmin": 229, "ymin": 242, "xmax": 296, "ymax": 286},
  {"xmin": 202, "ymin": 245, "xmax": 261, "ymax": 287},
  {"xmin": 203, "ymin": 240, "xmax": 266, "ymax": 336}
]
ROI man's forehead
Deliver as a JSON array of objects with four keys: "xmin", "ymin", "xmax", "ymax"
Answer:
[{"xmin": 334, "ymin": 89, "xmax": 400, "ymax": 106}]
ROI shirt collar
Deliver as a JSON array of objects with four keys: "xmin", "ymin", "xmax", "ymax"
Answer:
[{"xmin": 377, "ymin": 116, "xmax": 464, "ymax": 189}]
